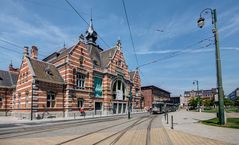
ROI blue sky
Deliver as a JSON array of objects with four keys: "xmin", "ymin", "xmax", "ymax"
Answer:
[{"xmin": 0, "ymin": 0, "xmax": 239, "ymax": 96}]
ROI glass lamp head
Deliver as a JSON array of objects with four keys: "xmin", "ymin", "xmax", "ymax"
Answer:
[{"xmin": 197, "ymin": 17, "xmax": 205, "ymax": 28}]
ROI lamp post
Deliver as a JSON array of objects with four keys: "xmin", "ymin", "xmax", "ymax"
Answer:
[
  {"xmin": 197, "ymin": 8, "xmax": 225, "ymax": 125},
  {"xmin": 193, "ymin": 80, "xmax": 200, "ymax": 112},
  {"xmin": 128, "ymin": 84, "xmax": 132, "ymax": 119}
]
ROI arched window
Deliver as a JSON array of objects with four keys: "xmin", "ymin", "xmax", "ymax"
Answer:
[{"xmin": 112, "ymin": 80, "xmax": 127, "ymax": 100}]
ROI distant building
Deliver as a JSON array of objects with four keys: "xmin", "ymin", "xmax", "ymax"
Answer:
[
  {"xmin": 0, "ymin": 64, "xmax": 18, "ymax": 116},
  {"xmin": 170, "ymin": 96, "xmax": 180, "ymax": 105},
  {"xmin": 183, "ymin": 88, "xmax": 217, "ymax": 106},
  {"xmin": 141, "ymin": 85, "xmax": 170, "ymax": 109},
  {"xmin": 227, "ymin": 88, "xmax": 239, "ymax": 101}
]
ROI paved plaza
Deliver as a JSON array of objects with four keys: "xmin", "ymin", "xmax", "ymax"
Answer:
[
  {"xmin": 163, "ymin": 110, "xmax": 239, "ymax": 145},
  {"xmin": 0, "ymin": 111, "xmax": 237, "ymax": 145}
]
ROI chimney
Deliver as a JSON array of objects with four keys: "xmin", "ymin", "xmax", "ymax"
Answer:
[
  {"xmin": 23, "ymin": 46, "xmax": 29, "ymax": 57},
  {"xmin": 8, "ymin": 62, "xmax": 19, "ymax": 73},
  {"xmin": 31, "ymin": 46, "xmax": 38, "ymax": 59}
]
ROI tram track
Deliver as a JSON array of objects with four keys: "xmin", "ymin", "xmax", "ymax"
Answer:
[
  {"xmin": 56, "ymin": 115, "xmax": 151, "ymax": 145},
  {"xmin": 146, "ymin": 115, "xmax": 156, "ymax": 145},
  {"xmin": 0, "ymin": 115, "xmax": 142, "ymax": 139},
  {"xmin": 93, "ymin": 116, "xmax": 153, "ymax": 145}
]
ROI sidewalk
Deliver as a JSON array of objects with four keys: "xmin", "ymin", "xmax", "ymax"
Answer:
[{"xmin": 162, "ymin": 110, "xmax": 239, "ymax": 145}]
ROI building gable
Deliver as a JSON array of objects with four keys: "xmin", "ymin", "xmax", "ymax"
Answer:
[{"xmin": 107, "ymin": 43, "xmax": 130, "ymax": 80}]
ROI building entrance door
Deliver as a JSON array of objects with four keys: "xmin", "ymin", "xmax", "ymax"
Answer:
[
  {"xmin": 113, "ymin": 103, "xmax": 117, "ymax": 114},
  {"xmin": 123, "ymin": 103, "xmax": 126, "ymax": 113},
  {"xmin": 118, "ymin": 103, "xmax": 122, "ymax": 114},
  {"xmin": 95, "ymin": 102, "xmax": 102, "ymax": 115}
]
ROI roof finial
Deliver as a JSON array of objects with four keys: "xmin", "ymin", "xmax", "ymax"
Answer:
[
  {"xmin": 63, "ymin": 41, "xmax": 66, "ymax": 49},
  {"xmin": 91, "ymin": 8, "xmax": 92, "ymax": 22},
  {"xmin": 116, "ymin": 39, "xmax": 121, "ymax": 48},
  {"xmin": 85, "ymin": 8, "xmax": 98, "ymax": 44}
]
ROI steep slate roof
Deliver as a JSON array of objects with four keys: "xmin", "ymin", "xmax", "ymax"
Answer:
[
  {"xmin": 0, "ymin": 70, "xmax": 18, "ymax": 88},
  {"xmin": 43, "ymin": 41, "xmax": 118, "ymax": 70},
  {"xmin": 100, "ymin": 47, "xmax": 117, "ymax": 68},
  {"xmin": 129, "ymin": 71, "xmax": 136, "ymax": 80},
  {"xmin": 42, "ymin": 46, "xmax": 74, "ymax": 63},
  {"xmin": 141, "ymin": 85, "xmax": 171, "ymax": 94},
  {"xmin": 86, "ymin": 44, "xmax": 103, "ymax": 67},
  {"xmin": 27, "ymin": 57, "xmax": 64, "ymax": 84}
]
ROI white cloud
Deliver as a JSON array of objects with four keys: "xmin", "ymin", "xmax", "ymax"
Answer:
[
  {"xmin": 219, "ymin": 8, "xmax": 239, "ymax": 38},
  {"xmin": 0, "ymin": 12, "xmax": 76, "ymax": 57},
  {"xmin": 136, "ymin": 46, "xmax": 239, "ymax": 55}
]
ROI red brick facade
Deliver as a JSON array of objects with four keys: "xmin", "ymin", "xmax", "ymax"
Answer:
[
  {"xmin": 141, "ymin": 85, "xmax": 170, "ymax": 109},
  {"xmin": 0, "ymin": 20, "xmax": 142, "ymax": 119}
]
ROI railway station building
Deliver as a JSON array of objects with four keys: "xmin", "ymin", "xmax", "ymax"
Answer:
[{"xmin": 0, "ymin": 19, "xmax": 143, "ymax": 119}]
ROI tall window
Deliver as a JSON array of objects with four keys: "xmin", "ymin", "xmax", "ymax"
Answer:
[
  {"xmin": 0, "ymin": 96, "xmax": 2, "ymax": 108},
  {"xmin": 94, "ymin": 77, "xmax": 102, "ymax": 98},
  {"xmin": 77, "ymin": 99, "xmax": 84, "ymax": 108},
  {"xmin": 13, "ymin": 94, "xmax": 16, "ymax": 108},
  {"xmin": 25, "ymin": 91, "xmax": 29, "ymax": 108},
  {"xmin": 26, "ymin": 72, "xmax": 28, "ymax": 82},
  {"xmin": 47, "ymin": 92, "xmax": 55, "ymax": 108},
  {"xmin": 112, "ymin": 80, "xmax": 126, "ymax": 100},
  {"xmin": 18, "ymin": 93, "xmax": 21, "ymax": 109},
  {"xmin": 76, "ymin": 73, "xmax": 85, "ymax": 89},
  {"xmin": 136, "ymin": 88, "xmax": 139, "ymax": 97}
]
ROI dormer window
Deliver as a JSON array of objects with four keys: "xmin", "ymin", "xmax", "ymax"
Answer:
[
  {"xmin": 93, "ymin": 60, "xmax": 98, "ymax": 66},
  {"xmin": 45, "ymin": 67, "xmax": 53, "ymax": 76},
  {"xmin": 118, "ymin": 60, "xmax": 122, "ymax": 66}
]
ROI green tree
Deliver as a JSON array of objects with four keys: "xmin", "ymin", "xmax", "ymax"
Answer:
[
  {"xmin": 188, "ymin": 98, "xmax": 197, "ymax": 109},
  {"xmin": 235, "ymin": 96, "xmax": 239, "ymax": 106},
  {"xmin": 224, "ymin": 98, "xmax": 234, "ymax": 106},
  {"xmin": 203, "ymin": 99, "xmax": 214, "ymax": 108}
]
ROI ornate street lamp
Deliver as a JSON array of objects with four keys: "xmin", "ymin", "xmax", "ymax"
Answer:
[
  {"xmin": 197, "ymin": 8, "xmax": 225, "ymax": 125},
  {"xmin": 193, "ymin": 80, "xmax": 200, "ymax": 112}
]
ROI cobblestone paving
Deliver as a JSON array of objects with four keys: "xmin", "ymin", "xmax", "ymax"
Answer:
[{"xmin": 0, "ymin": 113, "xmax": 233, "ymax": 145}]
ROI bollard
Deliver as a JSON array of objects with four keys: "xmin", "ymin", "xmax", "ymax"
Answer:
[
  {"xmin": 166, "ymin": 113, "xmax": 169, "ymax": 124},
  {"xmin": 171, "ymin": 115, "xmax": 174, "ymax": 129},
  {"xmin": 74, "ymin": 113, "xmax": 75, "ymax": 119},
  {"xmin": 84, "ymin": 113, "xmax": 86, "ymax": 119},
  {"xmin": 164, "ymin": 112, "xmax": 166, "ymax": 121}
]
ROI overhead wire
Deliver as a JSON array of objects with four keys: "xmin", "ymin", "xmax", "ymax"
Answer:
[
  {"xmin": 121, "ymin": 0, "xmax": 139, "ymax": 67},
  {"xmin": 64, "ymin": 0, "xmax": 111, "ymax": 48},
  {"xmin": 0, "ymin": 38, "xmax": 48, "ymax": 58},
  {"xmin": 0, "ymin": 38, "xmax": 22, "ymax": 48},
  {"xmin": 0, "ymin": 45, "xmax": 22, "ymax": 55},
  {"xmin": 137, "ymin": 36, "xmax": 214, "ymax": 69}
]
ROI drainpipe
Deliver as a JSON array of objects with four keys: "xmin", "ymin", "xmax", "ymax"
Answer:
[
  {"xmin": 31, "ymin": 78, "xmax": 35, "ymax": 120},
  {"xmin": 62, "ymin": 84, "xmax": 65, "ymax": 118},
  {"xmin": 5, "ymin": 89, "xmax": 7, "ymax": 116}
]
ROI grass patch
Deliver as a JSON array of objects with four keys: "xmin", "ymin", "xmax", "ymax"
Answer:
[
  {"xmin": 202, "ymin": 108, "xmax": 217, "ymax": 113},
  {"xmin": 201, "ymin": 118, "xmax": 239, "ymax": 129},
  {"xmin": 225, "ymin": 107, "xmax": 239, "ymax": 113},
  {"xmin": 200, "ymin": 107, "xmax": 239, "ymax": 113}
]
